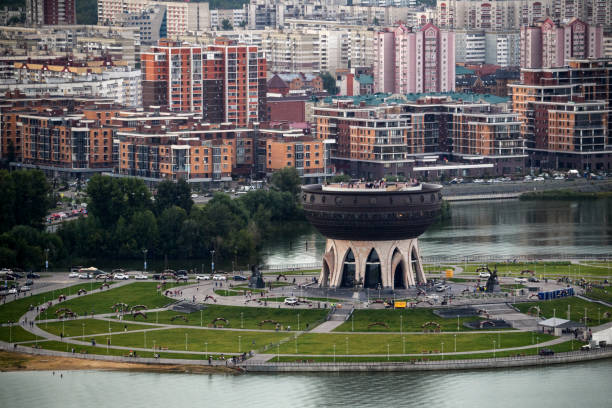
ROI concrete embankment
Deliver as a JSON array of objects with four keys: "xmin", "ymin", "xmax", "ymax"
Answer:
[
  {"xmin": 442, "ymin": 179, "xmax": 612, "ymax": 201},
  {"xmin": 241, "ymin": 349, "xmax": 612, "ymax": 372}
]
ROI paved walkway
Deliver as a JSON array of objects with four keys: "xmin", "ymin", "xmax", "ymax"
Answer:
[{"xmin": 309, "ymin": 321, "xmax": 345, "ymax": 333}]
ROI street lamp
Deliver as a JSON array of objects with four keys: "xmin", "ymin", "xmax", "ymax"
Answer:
[
  {"xmin": 238, "ymin": 335, "xmax": 241, "ymax": 353},
  {"xmin": 143, "ymin": 249, "xmax": 148, "ymax": 273},
  {"xmin": 205, "ymin": 342, "xmax": 208, "ymax": 359},
  {"xmin": 210, "ymin": 250, "xmax": 215, "ymax": 275},
  {"xmin": 334, "ymin": 344, "xmax": 336, "ymax": 363},
  {"xmin": 241, "ymin": 312, "xmax": 243, "ymax": 329},
  {"xmin": 441, "ymin": 342, "xmax": 444, "ymax": 360},
  {"xmin": 454, "ymin": 334, "xmax": 457, "ymax": 353},
  {"xmin": 493, "ymin": 340, "xmax": 496, "ymax": 358},
  {"xmin": 403, "ymin": 336, "xmax": 406, "ymax": 354},
  {"xmin": 45, "ymin": 248, "xmax": 49, "ymax": 273},
  {"xmin": 536, "ymin": 336, "xmax": 539, "ymax": 355},
  {"xmin": 345, "ymin": 337, "xmax": 348, "ymax": 354},
  {"xmin": 387, "ymin": 344, "xmax": 390, "ymax": 361}
]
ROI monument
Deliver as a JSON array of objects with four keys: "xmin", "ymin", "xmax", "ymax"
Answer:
[{"xmin": 302, "ymin": 181, "xmax": 442, "ymax": 290}]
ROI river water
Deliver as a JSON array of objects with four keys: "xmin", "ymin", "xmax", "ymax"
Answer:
[
  {"xmin": 0, "ymin": 360, "xmax": 611, "ymax": 407},
  {"xmin": 261, "ymin": 198, "xmax": 612, "ymax": 265}
]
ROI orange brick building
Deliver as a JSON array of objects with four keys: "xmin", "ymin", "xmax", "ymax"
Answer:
[{"xmin": 141, "ymin": 38, "xmax": 268, "ymax": 127}]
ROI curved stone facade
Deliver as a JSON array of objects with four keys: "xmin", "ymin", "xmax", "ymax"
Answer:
[
  {"xmin": 302, "ymin": 183, "xmax": 442, "ymax": 241},
  {"xmin": 320, "ymin": 238, "xmax": 426, "ymax": 289}
]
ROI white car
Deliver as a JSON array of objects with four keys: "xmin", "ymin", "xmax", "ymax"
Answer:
[
  {"xmin": 533, "ymin": 177, "xmax": 545, "ymax": 181},
  {"xmin": 191, "ymin": 193, "xmax": 198, "ymax": 198},
  {"xmin": 20, "ymin": 285, "xmax": 31, "ymax": 292},
  {"xmin": 196, "ymin": 275, "xmax": 211, "ymax": 281},
  {"xmin": 113, "ymin": 273, "xmax": 129, "ymax": 280},
  {"xmin": 435, "ymin": 284, "xmax": 450, "ymax": 292},
  {"xmin": 514, "ymin": 277, "xmax": 528, "ymax": 284},
  {"xmin": 284, "ymin": 297, "xmax": 298, "ymax": 306},
  {"xmin": 8, "ymin": 288, "xmax": 17, "ymax": 294},
  {"xmin": 134, "ymin": 274, "xmax": 148, "ymax": 280},
  {"xmin": 68, "ymin": 272, "xmax": 79, "ymax": 278},
  {"xmin": 78, "ymin": 273, "xmax": 91, "ymax": 279},
  {"xmin": 473, "ymin": 179, "xmax": 485, "ymax": 183},
  {"xmin": 478, "ymin": 271, "xmax": 491, "ymax": 278},
  {"xmin": 212, "ymin": 274, "xmax": 226, "ymax": 281}
]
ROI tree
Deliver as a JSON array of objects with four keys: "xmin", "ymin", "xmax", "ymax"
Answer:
[
  {"xmin": 158, "ymin": 206, "xmax": 187, "ymax": 258},
  {"xmin": 0, "ymin": 170, "xmax": 16, "ymax": 233},
  {"xmin": 221, "ymin": 19, "xmax": 233, "ymax": 30},
  {"xmin": 319, "ymin": 72, "xmax": 339, "ymax": 95},
  {"xmin": 11, "ymin": 170, "xmax": 52, "ymax": 230},
  {"xmin": 86, "ymin": 175, "xmax": 151, "ymax": 228},
  {"xmin": 271, "ymin": 167, "xmax": 302, "ymax": 195},
  {"xmin": 154, "ymin": 179, "xmax": 193, "ymax": 216}
]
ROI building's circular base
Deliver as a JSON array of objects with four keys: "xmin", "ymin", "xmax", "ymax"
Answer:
[{"xmin": 319, "ymin": 238, "xmax": 426, "ymax": 290}]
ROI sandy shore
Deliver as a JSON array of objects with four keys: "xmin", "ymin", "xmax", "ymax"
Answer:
[{"xmin": 0, "ymin": 351, "xmax": 238, "ymax": 374}]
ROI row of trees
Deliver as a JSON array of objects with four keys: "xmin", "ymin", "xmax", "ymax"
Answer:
[{"xmin": 0, "ymin": 168, "xmax": 305, "ymax": 269}]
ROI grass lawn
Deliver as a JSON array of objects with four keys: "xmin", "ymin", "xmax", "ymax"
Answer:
[
  {"xmin": 39, "ymin": 319, "xmax": 158, "ymax": 337},
  {"xmin": 583, "ymin": 287, "xmax": 612, "ymax": 304},
  {"xmin": 117, "ymin": 305, "xmax": 328, "ymax": 331},
  {"xmin": 263, "ymin": 269, "xmax": 319, "ymax": 276},
  {"xmin": 334, "ymin": 309, "xmax": 489, "ymax": 333},
  {"xmin": 213, "ymin": 289, "xmax": 243, "ymax": 297},
  {"xmin": 278, "ymin": 332, "xmax": 555, "ymax": 355},
  {"xmin": 20, "ymin": 340, "xmax": 220, "ymax": 360},
  {"xmin": 0, "ymin": 325, "xmax": 43, "ymax": 343},
  {"xmin": 276, "ymin": 340, "xmax": 583, "ymax": 362},
  {"xmin": 0, "ymin": 282, "xmax": 111, "ymax": 324},
  {"xmin": 461, "ymin": 262, "xmax": 611, "ymax": 278},
  {"xmin": 92, "ymin": 328, "xmax": 289, "ymax": 353},
  {"xmin": 38, "ymin": 282, "xmax": 184, "ymax": 320},
  {"xmin": 514, "ymin": 297, "xmax": 612, "ymax": 325}
]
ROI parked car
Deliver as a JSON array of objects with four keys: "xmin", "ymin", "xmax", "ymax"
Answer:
[
  {"xmin": 284, "ymin": 297, "xmax": 298, "ymax": 306},
  {"xmin": 78, "ymin": 273, "xmax": 91, "ymax": 279},
  {"xmin": 113, "ymin": 273, "xmax": 129, "ymax": 280},
  {"xmin": 20, "ymin": 285, "xmax": 31, "ymax": 292},
  {"xmin": 68, "ymin": 272, "xmax": 79, "ymax": 278},
  {"xmin": 196, "ymin": 275, "xmax": 211, "ymax": 281},
  {"xmin": 435, "ymin": 284, "xmax": 450, "ymax": 292},
  {"xmin": 528, "ymin": 277, "xmax": 540, "ymax": 282},
  {"xmin": 26, "ymin": 272, "xmax": 40, "ymax": 279},
  {"xmin": 514, "ymin": 277, "xmax": 528, "ymax": 284},
  {"xmin": 25, "ymin": 280, "xmax": 34, "ymax": 286},
  {"xmin": 533, "ymin": 177, "xmax": 545, "ymax": 181},
  {"xmin": 212, "ymin": 274, "xmax": 226, "ymax": 281},
  {"xmin": 134, "ymin": 274, "xmax": 148, "ymax": 280},
  {"xmin": 8, "ymin": 288, "xmax": 17, "ymax": 294},
  {"xmin": 191, "ymin": 193, "xmax": 198, "ymax": 198},
  {"xmin": 176, "ymin": 270, "xmax": 188, "ymax": 276},
  {"xmin": 478, "ymin": 271, "xmax": 491, "ymax": 278},
  {"xmin": 233, "ymin": 275, "xmax": 248, "ymax": 281},
  {"xmin": 539, "ymin": 348, "xmax": 555, "ymax": 356}
]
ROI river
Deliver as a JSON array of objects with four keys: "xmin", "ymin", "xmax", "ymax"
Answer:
[
  {"xmin": 260, "ymin": 198, "xmax": 612, "ymax": 265},
  {"xmin": 0, "ymin": 360, "xmax": 611, "ymax": 407}
]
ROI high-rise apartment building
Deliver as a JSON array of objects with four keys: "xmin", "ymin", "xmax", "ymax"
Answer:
[
  {"xmin": 375, "ymin": 23, "xmax": 455, "ymax": 94},
  {"xmin": 520, "ymin": 18, "xmax": 603, "ymax": 69},
  {"xmin": 97, "ymin": 0, "xmax": 210, "ymax": 36},
  {"xmin": 509, "ymin": 58, "xmax": 612, "ymax": 171},
  {"xmin": 26, "ymin": 0, "xmax": 75, "ymax": 25},
  {"xmin": 141, "ymin": 39, "xmax": 267, "ymax": 127},
  {"xmin": 437, "ymin": 0, "xmax": 612, "ymax": 31}
]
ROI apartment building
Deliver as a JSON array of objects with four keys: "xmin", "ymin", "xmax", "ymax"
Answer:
[
  {"xmin": 375, "ymin": 23, "xmax": 455, "ymax": 94},
  {"xmin": 315, "ymin": 93, "xmax": 525, "ymax": 178},
  {"xmin": 520, "ymin": 18, "xmax": 603, "ymax": 69},
  {"xmin": 26, "ymin": 0, "xmax": 75, "ymax": 25},
  {"xmin": 97, "ymin": 0, "xmax": 210, "ymax": 36},
  {"xmin": 509, "ymin": 58, "xmax": 612, "ymax": 171},
  {"xmin": 116, "ymin": 4, "xmax": 167, "ymax": 45},
  {"xmin": 141, "ymin": 38, "xmax": 267, "ymax": 127}
]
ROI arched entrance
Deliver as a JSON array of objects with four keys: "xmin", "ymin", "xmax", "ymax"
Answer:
[
  {"xmin": 340, "ymin": 249, "xmax": 356, "ymax": 288},
  {"xmin": 411, "ymin": 246, "xmax": 423, "ymax": 284},
  {"xmin": 364, "ymin": 249, "xmax": 382, "ymax": 289},
  {"xmin": 321, "ymin": 259, "xmax": 330, "ymax": 287},
  {"xmin": 393, "ymin": 249, "xmax": 406, "ymax": 289}
]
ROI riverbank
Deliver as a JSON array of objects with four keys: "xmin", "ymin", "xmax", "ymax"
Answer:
[
  {"xmin": 442, "ymin": 178, "xmax": 612, "ymax": 200},
  {"xmin": 0, "ymin": 350, "xmax": 237, "ymax": 374}
]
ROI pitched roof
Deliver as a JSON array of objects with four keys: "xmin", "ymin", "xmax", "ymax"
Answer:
[{"xmin": 267, "ymin": 74, "xmax": 288, "ymax": 89}]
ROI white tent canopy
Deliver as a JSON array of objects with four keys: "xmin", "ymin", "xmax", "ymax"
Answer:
[{"xmin": 538, "ymin": 317, "xmax": 570, "ymax": 328}]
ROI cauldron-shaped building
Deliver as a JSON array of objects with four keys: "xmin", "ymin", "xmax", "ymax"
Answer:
[{"xmin": 302, "ymin": 182, "xmax": 442, "ymax": 289}]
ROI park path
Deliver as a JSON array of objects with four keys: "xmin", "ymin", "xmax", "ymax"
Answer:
[{"xmin": 309, "ymin": 321, "xmax": 345, "ymax": 333}]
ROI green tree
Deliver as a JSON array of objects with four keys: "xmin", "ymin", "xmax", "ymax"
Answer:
[
  {"xmin": 319, "ymin": 71, "xmax": 339, "ymax": 95},
  {"xmin": 154, "ymin": 179, "xmax": 193, "ymax": 215},
  {"xmin": 86, "ymin": 175, "xmax": 151, "ymax": 228},
  {"xmin": 11, "ymin": 169, "xmax": 52, "ymax": 229},
  {"xmin": 0, "ymin": 170, "xmax": 16, "ymax": 233},
  {"xmin": 270, "ymin": 167, "xmax": 302, "ymax": 195},
  {"xmin": 221, "ymin": 19, "xmax": 233, "ymax": 30},
  {"xmin": 158, "ymin": 206, "xmax": 187, "ymax": 258}
]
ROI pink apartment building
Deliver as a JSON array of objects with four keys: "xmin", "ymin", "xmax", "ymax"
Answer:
[
  {"xmin": 520, "ymin": 17, "xmax": 603, "ymax": 69},
  {"xmin": 374, "ymin": 23, "xmax": 455, "ymax": 94}
]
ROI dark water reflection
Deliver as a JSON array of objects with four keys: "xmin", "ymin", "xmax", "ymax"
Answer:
[
  {"xmin": 260, "ymin": 198, "xmax": 612, "ymax": 264},
  {"xmin": 0, "ymin": 360, "xmax": 611, "ymax": 407}
]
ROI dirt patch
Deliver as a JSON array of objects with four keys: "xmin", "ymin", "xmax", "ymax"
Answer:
[{"xmin": 0, "ymin": 351, "xmax": 237, "ymax": 374}]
